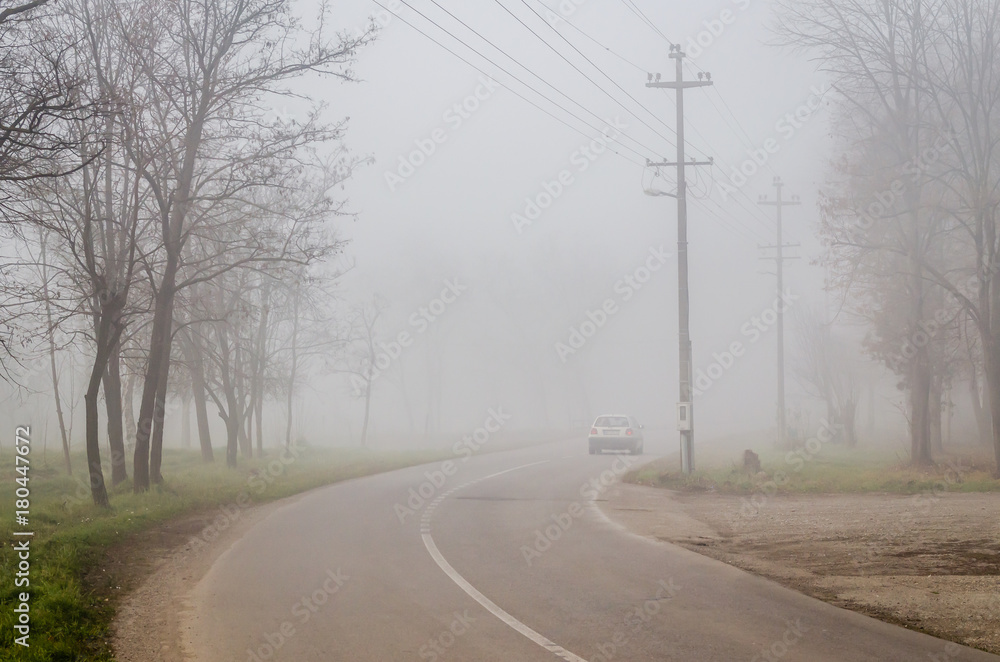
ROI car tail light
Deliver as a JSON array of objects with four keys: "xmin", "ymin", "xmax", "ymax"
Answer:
[
  {"xmin": 626, "ymin": 428, "xmax": 633, "ymax": 435},
  {"xmin": 591, "ymin": 428, "xmax": 598, "ymax": 435}
]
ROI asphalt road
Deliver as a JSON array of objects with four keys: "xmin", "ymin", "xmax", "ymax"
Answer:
[{"xmin": 186, "ymin": 437, "xmax": 1000, "ymax": 661}]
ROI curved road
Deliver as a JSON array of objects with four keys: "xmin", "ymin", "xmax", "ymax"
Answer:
[{"xmin": 186, "ymin": 437, "xmax": 1000, "ymax": 661}]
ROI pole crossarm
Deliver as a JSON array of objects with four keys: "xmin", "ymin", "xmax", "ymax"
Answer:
[
  {"xmin": 647, "ymin": 158, "xmax": 715, "ymax": 168},
  {"xmin": 645, "ymin": 81, "xmax": 714, "ymax": 90}
]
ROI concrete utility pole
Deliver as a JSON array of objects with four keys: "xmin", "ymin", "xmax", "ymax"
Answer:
[
  {"xmin": 646, "ymin": 46, "xmax": 713, "ymax": 474},
  {"xmin": 759, "ymin": 177, "xmax": 800, "ymax": 449}
]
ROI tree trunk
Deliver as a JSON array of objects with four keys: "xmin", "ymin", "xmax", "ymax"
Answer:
[
  {"xmin": 84, "ymin": 384, "xmax": 110, "ymax": 508},
  {"xmin": 42, "ymin": 236, "xmax": 71, "ymax": 476},
  {"xmin": 253, "ymin": 392, "xmax": 263, "ymax": 456},
  {"xmin": 971, "ymin": 368, "xmax": 992, "ymax": 446},
  {"xmin": 224, "ymin": 412, "xmax": 240, "ymax": 469},
  {"xmin": 253, "ymin": 281, "xmax": 270, "ymax": 456},
  {"xmin": 123, "ymin": 369, "xmax": 137, "ymax": 454},
  {"xmin": 285, "ymin": 291, "xmax": 299, "ymax": 449},
  {"xmin": 103, "ymin": 338, "xmax": 128, "ymax": 486},
  {"xmin": 149, "ymin": 327, "xmax": 172, "ymax": 484},
  {"xmin": 134, "ymin": 264, "xmax": 176, "ymax": 492},
  {"xmin": 843, "ymin": 397, "xmax": 858, "ymax": 448},
  {"xmin": 988, "ymin": 284, "xmax": 1000, "ymax": 477},
  {"xmin": 186, "ymin": 334, "xmax": 214, "ymax": 462},
  {"xmin": 989, "ymin": 365, "xmax": 1000, "ymax": 479},
  {"xmin": 866, "ymin": 380, "xmax": 876, "ymax": 437},
  {"xmin": 85, "ymin": 308, "xmax": 119, "ymax": 508},
  {"xmin": 360, "ymin": 378, "xmax": 372, "ymax": 447},
  {"xmin": 181, "ymin": 391, "xmax": 192, "ymax": 448},
  {"xmin": 930, "ymin": 374, "xmax": 943, "ymax": 454},
  {"xmin": 216, "ymin": 324, "xmax": 241, "ymax": 468},
  {"xmin": 911, "ymin": 346, "xmax": 934, "ymax": 466},
  {"xmin": 238, "ymin": 405, "xmax": 251, "ymax": 457}
]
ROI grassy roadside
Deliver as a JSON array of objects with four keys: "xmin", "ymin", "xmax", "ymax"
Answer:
[
  {"xmin": 0, "ymin": 444, "xmax": 451, "ymax": 661},
  {"xmin": 626, "ymin": 444, "xmax": 1000, "ymax": 495}
]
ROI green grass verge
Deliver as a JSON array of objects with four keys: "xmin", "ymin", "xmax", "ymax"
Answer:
[
  {"xmin": 0, "ymin": 444, "xmax": 449, "ymax": 661},
  {"xmin": 627, "ymin": 444, "xmax": 1000, "ymax": 495}
]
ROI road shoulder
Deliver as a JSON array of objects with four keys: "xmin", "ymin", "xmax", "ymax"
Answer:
[
  {"xmin": 111, "ymin": 497, "xmax": 295, "ymax": 662},
  {"xmin": 598, "ymin": 482, "xmax": 1000, "ymax": 655}
]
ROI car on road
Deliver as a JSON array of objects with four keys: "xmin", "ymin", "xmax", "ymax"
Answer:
[{"xmin": 588, "ymin": 414, "xmax": 644, "ymax": 455}]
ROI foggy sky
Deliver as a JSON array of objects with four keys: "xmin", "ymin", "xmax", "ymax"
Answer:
[
  {"xmin": 321, "ymin": 0, "xmax": 832, "ymax": 441},
  {"xmin": 2, "ymin": 0, "xmax": 846, "ymax": 448}
]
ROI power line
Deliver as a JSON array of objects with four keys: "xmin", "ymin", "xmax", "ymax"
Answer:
[
  {"xmin": 691, "ymin": 196, "xmax": 770, "ymax": 245},
  {"xmin": 617, "ymin": 0, "xmax": 673, "ymax": 45},
  {"xmin": 529, "ymin": 0, "xmax": 649, "ymax": 73},
  {"xmin": 514, "ymin": 2, "xmax": 774, "ymax": 243},
  {"xmin": 492, "ymin": 0, "xmax": 678, "ymax": 152},
  {"xmin": 376, "ymin": 1, "xmax": 773, "ymax": 248},
  {"xmin": 515, "ymin": 0, "xmax": 680, "ymax": 141},
  {"xmin": 378, "ymin": 0, "xmax": 656, "ymax": 166},
  {"xmin": 684, "ymin": 60, "xmax": 782, "ymax": 181},
  {"xmin": 524, "ymin": 8, "xmax": 787, "ymax": 232},
  {"xmin": 652, "ymin": 88, "xmax": 784, "ymax": 233}
]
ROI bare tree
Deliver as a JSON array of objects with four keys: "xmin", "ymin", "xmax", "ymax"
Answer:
[
  {"xmin": 343, "ymin": 299, "xmax": 388, "ymax": 447},
  {"xmin": 38, "ymin": 231, "xmax": 72, "ymax": 474},
  {"xmin": 794, "ymin": 306, "xmax": 863, "ymax": 447},
  {"xmin": 776, "ymin": 0, "xmax": 948, "ymax": 466},
  {"xmin": 112, "ymin": 0, "xmax": 372, "ymax": 490},
  {"xmin": 0, "ymin": 0, "xmax": 83, "ymax": 205}
]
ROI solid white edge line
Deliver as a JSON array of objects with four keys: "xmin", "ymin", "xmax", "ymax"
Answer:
[
  {"xmin": 422, "ymin": 534, "xmax": 588, "ymax": 662},
  {"xmin": 422, "ymin": 459, "xmax": 589, "ymax": 662}
]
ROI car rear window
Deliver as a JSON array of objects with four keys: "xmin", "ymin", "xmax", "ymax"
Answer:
[{"xmin": 595, "ymin": 416, "xmax": 629, "ymax": 428}]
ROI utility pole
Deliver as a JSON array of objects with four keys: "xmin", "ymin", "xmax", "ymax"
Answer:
[
  {"xmin": 758, "ymin": 177, "xmax": 800, "ymax": 449},
  {"xmin": 646, "ymin": 45, "xmax": 713, "ymax": 474}
]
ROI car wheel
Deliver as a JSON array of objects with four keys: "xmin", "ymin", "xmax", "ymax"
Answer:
[{"xmin": 589, "ymin": 446, "xmax": 596, "ymax": 455}]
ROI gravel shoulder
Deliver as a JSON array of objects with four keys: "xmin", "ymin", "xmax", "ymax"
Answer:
[
  {"xmin": 599, "ymin": 482, "xmax": 1000, "ymax": 655},
  {"xmin": 110, "ymin": 497, "xmax": 294, "ymax": 662}
]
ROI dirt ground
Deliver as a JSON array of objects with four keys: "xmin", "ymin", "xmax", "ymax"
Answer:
[
  {"xmin": 601, "ymin": 482, "xmax": 1000, "ymax": 655},
  {"xmin": 107, "ymin": 498, "xmax": 293, "ymax": 662}
]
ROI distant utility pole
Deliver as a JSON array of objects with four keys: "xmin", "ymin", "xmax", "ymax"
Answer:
[
  {"xmin": 758, "ymin": 176, "xmax": 800, "ymax": 449},
  {"xmin": 646, "ymin": 45, "xmax": 713, "ymax": 474}
]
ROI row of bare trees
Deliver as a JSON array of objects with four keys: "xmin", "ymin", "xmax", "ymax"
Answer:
[
  {"xmin": 1, "ymin": 0, "xmax": 371, "ymax": 504},
  {"xmin": 776, "ymin": 0, "xmax": 1000, "ymax": 474}
]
